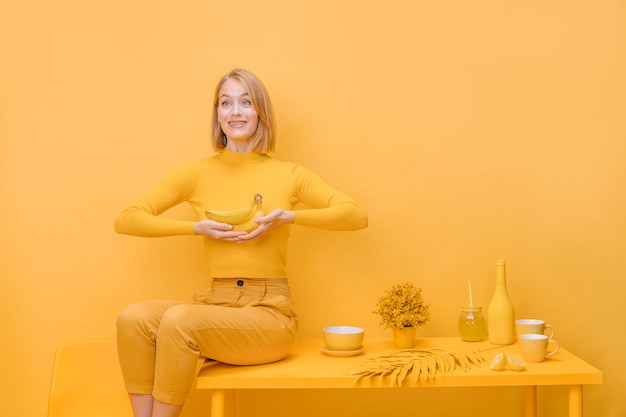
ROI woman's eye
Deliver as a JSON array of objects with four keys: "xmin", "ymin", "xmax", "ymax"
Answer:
[
  {"xmin": 221, "ymin": 101, "xmax": 231, "ymax": 107},
  {"xmin": 242, "ymin": 100, "xmax": 252, "ymax": 106}
]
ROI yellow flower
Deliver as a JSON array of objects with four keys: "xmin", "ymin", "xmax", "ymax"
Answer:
[{"xmin": 373, "ymin": 282, "xmax": 430, "ymax": 330}]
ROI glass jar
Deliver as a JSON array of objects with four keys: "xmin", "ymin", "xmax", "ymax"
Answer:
[{"xmin": 458, "ymin": 305, "xmax": 485, "ymax": 342}]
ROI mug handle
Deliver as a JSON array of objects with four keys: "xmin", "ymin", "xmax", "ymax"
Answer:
[
  {"xmin": 545, "ymin": 339, "xmax": 559, "ymax": 358},
  {"xmin": 544, "ymin": 324, "xmax": 555, "ymax": 341}
]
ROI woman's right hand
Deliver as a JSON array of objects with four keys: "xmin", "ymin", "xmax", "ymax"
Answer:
[{"xmin": 193, "ymin": 220, "xmax": 248, "ymax": 241}]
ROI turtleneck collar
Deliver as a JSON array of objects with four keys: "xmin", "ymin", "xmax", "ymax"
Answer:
[{"xmin": 216, "ymin": 148, "xmax": 269, "ymax": 164}]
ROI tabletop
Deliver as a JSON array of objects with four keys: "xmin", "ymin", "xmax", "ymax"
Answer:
[{"xmin": 196, "ymin": 337, "xmax": 602, "ymax": 390}]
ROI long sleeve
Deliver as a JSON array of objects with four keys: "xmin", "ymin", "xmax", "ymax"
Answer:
[
  {"xmin": 290, "ymin": 164, "xmax": 368, "ymax": 231},
  {"xmin": 114, "ymin": 162, "xmax": 200, "ymax": 237}
]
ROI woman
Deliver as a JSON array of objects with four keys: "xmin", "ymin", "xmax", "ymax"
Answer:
[{"xmin": 114, "ymin": 68, "xmax": 368, "ymax": 417}]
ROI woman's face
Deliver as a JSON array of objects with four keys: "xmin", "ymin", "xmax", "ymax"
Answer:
[{"xmin": 217, "ymin": 78, "xmax": 259, "ymax": 150}]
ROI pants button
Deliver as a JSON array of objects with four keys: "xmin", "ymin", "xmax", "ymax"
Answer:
[{"xmin": 236, "ymin": 280, "xmax": 244, "ymax": 287}]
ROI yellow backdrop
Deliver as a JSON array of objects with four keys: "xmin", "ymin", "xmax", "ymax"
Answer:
[{"xmin": 1, "ymin": 1, "xmax": 625, "ymax": 416}]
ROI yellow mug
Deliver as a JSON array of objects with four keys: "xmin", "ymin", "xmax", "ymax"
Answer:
[
  {"xmin": 518, "ymin": 333, "xmax": 559, "ymax": 363},
  {"xmin": 516, "ymin": 319, "xmax": 555, "ymax": 341}
]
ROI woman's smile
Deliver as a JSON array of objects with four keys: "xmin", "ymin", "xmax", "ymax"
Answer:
[{"xmin": 228, "ymin": 120, "xmax": 247, "ymax": 127}]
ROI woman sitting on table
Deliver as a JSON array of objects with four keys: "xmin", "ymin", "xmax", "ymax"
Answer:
[{"xmin": 114, "ymin": 68, "xmax": 368, "ymax": 417}]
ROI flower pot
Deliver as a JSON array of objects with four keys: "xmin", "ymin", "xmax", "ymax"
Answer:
[{"xmin": 392, "ymin": 326, "xmax": 416, "ymax": 349}]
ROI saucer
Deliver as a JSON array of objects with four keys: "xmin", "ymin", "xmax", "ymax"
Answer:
[{"xmin": 320, "ymin": 345, "xmax": 365, "ymax": 357}]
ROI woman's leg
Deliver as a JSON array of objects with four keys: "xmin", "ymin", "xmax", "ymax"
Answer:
[
  {"xmin": 128, "ymin": 394, "xmax": 183, "ymax": 417},
  {"xmin": 118, "ymin": 280, "xmax": 298, "ymax": 410},
  {"xmin": 152, "ymin": 398, "xmax": 184, "ymax": 417},
  {"xmin": 128, "ymin": 394, "xmax": 153, "ymax": 417},
  {"xmin": 117, "ymin": 300, "xmax": 185, "ymax": 417},
  {"xmin": 151, "ymin": 280, "xmax": 297, "ymax": 405}
]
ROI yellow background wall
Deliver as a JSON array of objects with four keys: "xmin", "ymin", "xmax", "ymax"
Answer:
[{"xmin": 1, "ymin": 1, "xmax": 624, "ymax": 416}]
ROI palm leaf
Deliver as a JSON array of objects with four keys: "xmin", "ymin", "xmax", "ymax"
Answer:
[{"xmin": 351, "ymin": 348, "xmax": 484, "ymax": 387}]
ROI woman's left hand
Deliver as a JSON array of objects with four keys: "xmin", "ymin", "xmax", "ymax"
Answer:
[{"xmin": 236, "ymin": 209, "xmax": 294, "ymax": 242}]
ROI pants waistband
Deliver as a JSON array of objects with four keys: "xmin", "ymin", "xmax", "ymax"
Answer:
[{"xmin": 211, "ymin": 278, "xmax": 288, "ymax": 287}]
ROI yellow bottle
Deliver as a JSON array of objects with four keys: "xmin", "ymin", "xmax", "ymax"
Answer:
[{"xmin": 487, "ymin": 260, "xmax": 515, "ymax": 344}]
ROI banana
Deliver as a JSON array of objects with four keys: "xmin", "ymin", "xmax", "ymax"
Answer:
[
  {"xmin": 232, "ymin": 194, "xmax": 264, "ymax": 232},
  {"xmin": 205, "ymin": 194, "xmax": 261, "ymax": 224}
]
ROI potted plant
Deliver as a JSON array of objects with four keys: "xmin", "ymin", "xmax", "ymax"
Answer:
[{"xmin": 373, "ymin": 282, "xmax": 431, "ymax": 348}]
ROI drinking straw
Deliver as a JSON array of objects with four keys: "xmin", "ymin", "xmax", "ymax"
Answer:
[{"xmin": 467, "ymin": 281, "xmax": 475, "ymax": 319}]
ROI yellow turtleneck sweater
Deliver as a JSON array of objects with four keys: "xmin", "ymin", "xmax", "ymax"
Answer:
[{"xmin": 114, "ymin": 150, "xmax": 368, "ymax": 278}]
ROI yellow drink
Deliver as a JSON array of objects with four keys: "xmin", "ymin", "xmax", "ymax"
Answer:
[{"xmin": 458, "ymin": 305, "xmax": 485, "ymax": 342}]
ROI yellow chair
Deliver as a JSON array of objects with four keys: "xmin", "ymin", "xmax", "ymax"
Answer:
[{"xmin": 47, "ymin": 339, "xmax": 133, "ymax": 417}]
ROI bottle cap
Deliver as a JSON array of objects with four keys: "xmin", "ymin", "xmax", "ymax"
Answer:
[{"xmin": 461, "ymin": 305, "xmax": 482, "ymax": 311}]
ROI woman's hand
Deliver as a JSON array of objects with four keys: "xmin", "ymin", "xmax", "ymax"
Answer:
[
  {"xmin": 193, "ymin": 219, "xmax": 248, "ymax": 241},
  {"xmin": 194, "ymin": 209, "xmax": 294, "ymax": 242},
  {"xmin": 236, "ymin": 209, "xmax": 295, "ymax": 242}
]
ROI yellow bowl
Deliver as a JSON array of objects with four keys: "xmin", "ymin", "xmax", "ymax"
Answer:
[{"xmin": 322, "ymin": 326, "xmax": 365, "ymax": 351}]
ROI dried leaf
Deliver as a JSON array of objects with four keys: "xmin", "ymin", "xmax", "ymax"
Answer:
[
  {"xmin": 397, "ymin": 363, "xmax": 413, "ymax": 386},
  {"xmin": 350, "ymin": 348, "xmax": 484, "ymax": 386},
  {"xmin": 419, "ymin": 357, "xmax": 430, "ymax": 381},
  {"xmin": 446, "ymin": 354, "xmax": 455, "ymax": 374},
  {"xmin": 435, "ymin": 355, "xmax": 448, "ymax": 376},
  {"xmin": 427, "ymin": 358, "xmax": 435, "ymax": 380}
]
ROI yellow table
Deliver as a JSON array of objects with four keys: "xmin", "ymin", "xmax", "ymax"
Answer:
[{"xmin": 196, "ymin": 337, "xmax": 602, "ymax": 417}]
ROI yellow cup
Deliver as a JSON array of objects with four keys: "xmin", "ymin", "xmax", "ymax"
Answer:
[
  {"xmin": 515, "ymin": 319, "xmax": 555, "ymax": 341},
  {"xmin": 518, "ymin": 333, "xmax": 559, "ymax": 363}
]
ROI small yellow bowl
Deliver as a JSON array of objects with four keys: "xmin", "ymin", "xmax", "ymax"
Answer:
[{"xmin": 322, "ymin": 326, "xmax": 364, "ymax": 351}]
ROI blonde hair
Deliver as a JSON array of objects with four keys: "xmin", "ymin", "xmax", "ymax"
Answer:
[{"xmin": 211, "ymin": 68, "xmax": 276, "ymax": 153}]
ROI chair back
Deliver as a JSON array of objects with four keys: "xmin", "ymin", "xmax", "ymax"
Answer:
[{"xmin": 47, "ymin": 339, "xmax": 132, "ymax": 417}]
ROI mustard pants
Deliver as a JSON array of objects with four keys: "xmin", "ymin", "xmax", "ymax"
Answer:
[{"xmin": 116, "ymin": 278, "xmax": 298, "ymax": 405}]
